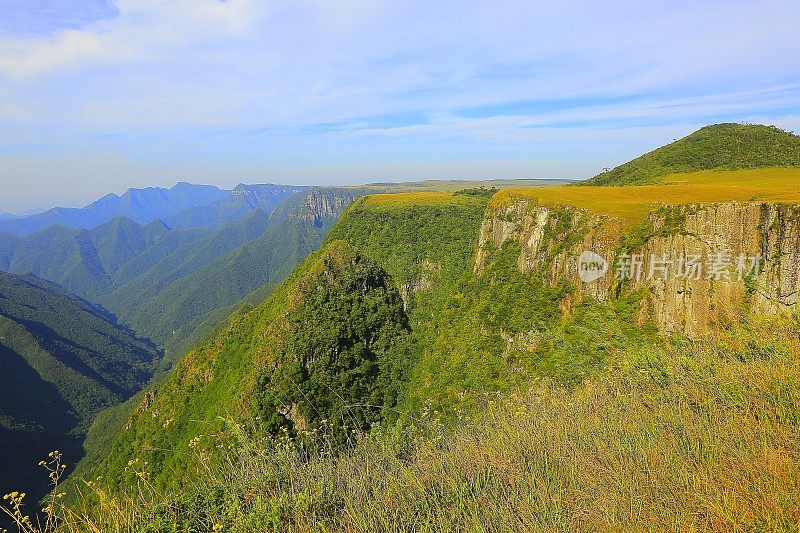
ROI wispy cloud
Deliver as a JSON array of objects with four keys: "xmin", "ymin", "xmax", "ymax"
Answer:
[{"xmin": 0, "ymin": 0, "xmax": 799, "ymax": 208}]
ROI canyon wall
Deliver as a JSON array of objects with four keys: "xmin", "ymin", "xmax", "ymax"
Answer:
[{"xmin": 476, "ymin": 200, "xmax": 800, "ymax": 335}]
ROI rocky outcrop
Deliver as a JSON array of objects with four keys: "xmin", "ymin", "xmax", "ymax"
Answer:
[
  {"xmin": 476, "ymin": 200, "xmax": 800, "ymax": 335},
  {"xmin": 303, "ymin": 188, "xmax": 360, "ymax": 225}
]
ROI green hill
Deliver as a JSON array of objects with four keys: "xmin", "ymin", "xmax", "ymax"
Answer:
[
  {"xmin": 584, "ymin": 123, "xmax": 800, "ymax": 185},
  {"xmin": 76, "ymin": 241, "xmax": 411, "ymax": 489},
  {"xmin": 0, "ymin": 271, "xmax": 159, "ymax": 503}
]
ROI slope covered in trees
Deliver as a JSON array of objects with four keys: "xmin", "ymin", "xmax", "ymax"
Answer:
[
  {"xmin": 585, "ymin": 123, "xmax": 800, "ymax": 185},
  {"xmin": 0, "ymin": 271, "xmax": 159, "ymax": 502},
  {"xmin": 78, "ymin": 241, "xmax": 411, "ymax": 489}
]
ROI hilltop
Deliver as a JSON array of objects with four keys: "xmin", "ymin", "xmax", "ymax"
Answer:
[{"xmin": 585, "ymin": 123, "xmax": 800, "ymax": 185}]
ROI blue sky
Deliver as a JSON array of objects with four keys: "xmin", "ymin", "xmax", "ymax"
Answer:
[{"xmin": 1, "ymin": 0, "xmax": 799, "ymax": 211}]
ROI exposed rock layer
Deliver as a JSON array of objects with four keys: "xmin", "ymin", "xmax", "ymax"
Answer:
[{"xmin": 477, "ymin": 200, "xmax": 800, "ymax": 335}]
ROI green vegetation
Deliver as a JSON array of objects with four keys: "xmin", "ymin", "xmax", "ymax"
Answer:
[
  {"xmin": 10, "ymin": 317, "xmax": 799, "ymax": 531},
  {"xmin": 252, "ymin": 242, "xmax": 412, "ymax": 443},
  {"xmin": 325, "ymin": 192, "xmax": 486, "ymax": 290},
  {"xmin": 327, "ymin": 193, "xmax": 657, "ymax": 415},
  {"xmin": 0, "ymin": 272, "xmax": 159, "ymax": 504},
  {"xmin": 0, "ymin": 188, "xmax": 365, "ymax": 367},
  {"xmin": 585, "ymin": 123, "xmax": 800, "ymax": 186},
  {"xmin": 69, "ymin": 242, "xmax": 410, "ymax": 491}
]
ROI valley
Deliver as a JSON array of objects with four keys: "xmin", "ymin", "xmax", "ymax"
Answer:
[{"xmin": 1, "ymin": 124, "xmax": 799, "ymax": 530}]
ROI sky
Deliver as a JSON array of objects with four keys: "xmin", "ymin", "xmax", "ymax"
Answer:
[{"xmin": 0, "ymin": 0, "xmax": 799, "ymax": 212}]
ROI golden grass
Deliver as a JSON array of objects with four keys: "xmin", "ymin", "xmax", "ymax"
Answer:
[
  {"xmin": 363, "ymin": 191, "xmax": 469, "ymax": 207},
  {"xmin": 491, "ymin": 168, "xmax": 800, "ymax": 228}
]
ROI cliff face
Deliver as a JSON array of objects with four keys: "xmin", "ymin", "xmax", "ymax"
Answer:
[
  {"xmin": 477, "ymin": 200, "xmax": 800, "ymax": 335},
  {"xmin": 303, "ymin": 188, "xmax": 362, "ymax": 224}
]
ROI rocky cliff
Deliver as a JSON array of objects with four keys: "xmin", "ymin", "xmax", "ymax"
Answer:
[
  {"xmin": 477, "ymin": 200, "xmax": 800, "ymax": 335},
  {"xmin": 302, "ymin": 188, "xmax": 363, "ymax": 224}
]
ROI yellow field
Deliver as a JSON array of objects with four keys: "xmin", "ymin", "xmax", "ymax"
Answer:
[
  {"xmin": 491, "ymin": 168, "xmax": 800, "ymax": 228},
  {"xmin": 358, "ymin": 168, "xmax": 800, "ymax": 227},
  {"xmin": 364, "ymin": 191, "xmax": 472, "ymax": 207}
]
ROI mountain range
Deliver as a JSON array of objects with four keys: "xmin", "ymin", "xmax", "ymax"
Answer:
[
  {"xmin": 0, "ymin": 182, "xmax": 230, "ymax": 236},
  {"xmin": 2, "ymin": 124, "xmax": 799, "ymax": 529},
  {"xmin": 48, "ymin": 124, "xmax": 800, "ymax": 531}
]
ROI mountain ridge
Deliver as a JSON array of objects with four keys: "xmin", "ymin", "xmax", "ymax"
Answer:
[{"xmin": 0, "ymin": 182, "xmax": 231, "ymax": 236}]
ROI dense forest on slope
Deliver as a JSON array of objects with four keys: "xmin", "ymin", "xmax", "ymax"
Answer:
[
  {"xmin": 75, "ymin": 241, "xmax": 410, "ymax": 489},
  {"xmin": 585, "ymin": 123, "xmax": 800, "ymax": 185},
  {"xmin": 0, "ymin": 272, "xmax": 159, "ymax": 502}
]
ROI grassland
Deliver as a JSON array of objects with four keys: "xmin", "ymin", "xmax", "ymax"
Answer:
[
  {"xmin": 12, "ymin": 317, "xmax": 799, "ymax": 532},
  {"xmin": 494, "ymin": 168, "xmax": 800, "ymax": 228}
]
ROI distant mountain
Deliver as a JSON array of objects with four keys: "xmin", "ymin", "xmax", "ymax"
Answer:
[
  {"xmin": 0, "ymin": 182, "xmax": 230, "ymax": 236},
  {"xmin": 584, "ymin": 123, "xmax": 800, "ymax": 186},
  {"xmin": 163, "ymin": 183, "xmax": 307, "ymax": 229},
  {"xmin": 0, "ymin": 187, "xmax": 369, "ymax": 368},
  {"xmin": 0, "ymin": 212, "xmax": 19, "ymax": 221},
  {"xmin": 0, "ymin": 271, "xmax": 159, "ymax": 501},
  {"xmin": 122, "ymin": 187, "xmax": 368, "ymax": 365}
]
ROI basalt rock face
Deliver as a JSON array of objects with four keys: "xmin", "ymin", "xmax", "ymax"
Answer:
[
  {"xmin": 477, "ymin": 200, "xmax": 800, "ymax": 335},
  {"xmin": 475, "ymin": 202, "xmax": 622, "ymax": 302},
  {"xmin": 302, "ymin": 188, "xmax": 362, "ymax": 224}
]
